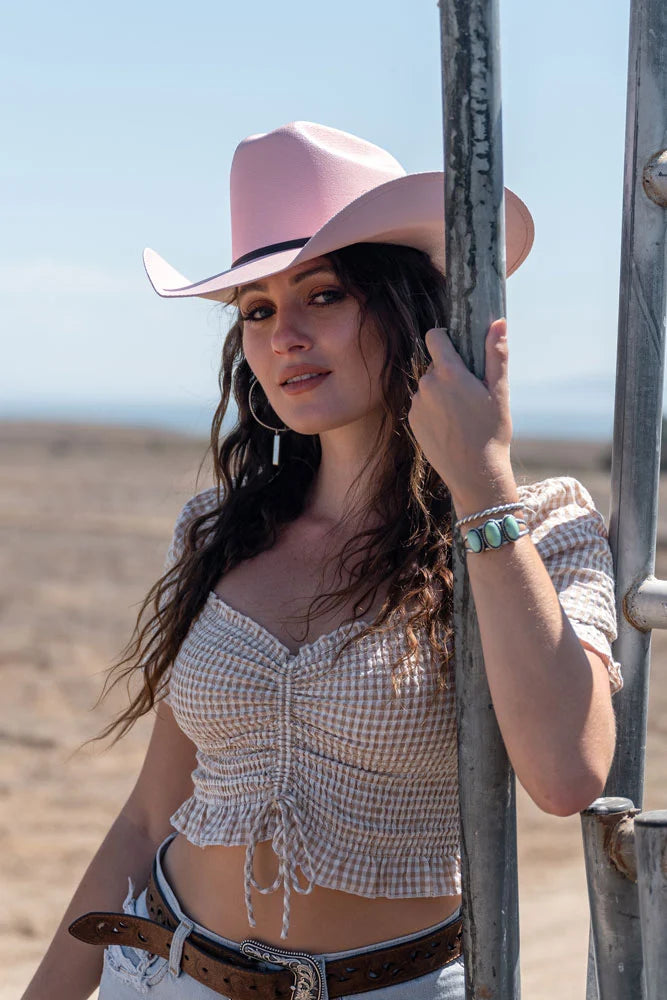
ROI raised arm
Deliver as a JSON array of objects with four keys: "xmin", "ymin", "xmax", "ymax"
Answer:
[
  {"xmin": 448, "ymin": 503, "xmax": 617, "ymax": 815},
  {"xmin": 407, "ymin": 319, "xmax": 619, "ymax": 814}
]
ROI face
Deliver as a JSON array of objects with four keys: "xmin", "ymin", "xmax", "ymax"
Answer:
[{"xmin": 239, "ymin": 256, "xmax": 386, "ymax": 437}]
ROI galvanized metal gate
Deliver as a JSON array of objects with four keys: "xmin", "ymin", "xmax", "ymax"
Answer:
[{"xmin": 438, "ymin": 0, "xmax": 667, "ymax": 996}]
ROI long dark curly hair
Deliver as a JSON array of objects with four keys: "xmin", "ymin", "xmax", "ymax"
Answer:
[{"xmin": 84, "ymin": 242, "xmax": 454, "ymax": 749}]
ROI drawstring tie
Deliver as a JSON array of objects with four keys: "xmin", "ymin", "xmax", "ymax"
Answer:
[{"xmin": 243, "ymin": 793, "xmax": 316, "ymax": 940}]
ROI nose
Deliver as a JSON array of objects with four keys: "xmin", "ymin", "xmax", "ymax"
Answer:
[{"xmin": 270, "ymin": 303, "xmax": 313, "ymax": 355}]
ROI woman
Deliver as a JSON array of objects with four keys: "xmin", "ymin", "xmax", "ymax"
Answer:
[{"xmin": 22, "ymin": 122, "xmax": 622, "ymax": 1000}]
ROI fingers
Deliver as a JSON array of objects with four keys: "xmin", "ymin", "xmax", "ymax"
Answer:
[
  {"xmin": 424, "ymin": 322, "xmax": 509, "ymax": 385},
  {"xmin": 409, "ymin": 320, "xmax": 513, "ymax": 480},
  {"xmin": 424, "ymin": 327, "xmax": 463, "ymax": 365},
  {"xmin": 423, "ymin": 327, "xmax": 469, "ymax": 381},
  {"xmin": 483, "ymin": 318, "xmax": 509, "ymax": 397}
]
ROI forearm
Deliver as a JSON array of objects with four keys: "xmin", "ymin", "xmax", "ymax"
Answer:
[
  {"xmin": 409, "ymin": 322, "xmax": 616, "ymax": 812},
  {"xmin": 20, "ymin": 810, "xmax": 162, "ymax": 1000},
  {"xmin": 460, "ymin": 526, "xmax": 616, "ymax": 815}
]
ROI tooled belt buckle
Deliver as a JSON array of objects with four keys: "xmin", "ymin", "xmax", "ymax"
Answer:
[{"xmin": 240, "ymin": 939, "xmax": 325, "ymax": 1000}]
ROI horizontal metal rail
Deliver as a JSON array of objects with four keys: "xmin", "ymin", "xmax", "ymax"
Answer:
[{"xmin": 624, "ymin": 576, "xmax": 667, "ymax": 630}]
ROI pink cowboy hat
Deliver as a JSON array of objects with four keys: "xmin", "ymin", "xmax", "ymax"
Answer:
[{"xmin": 143, "ymin": 121, "xmax": 534, "ymax": 304}]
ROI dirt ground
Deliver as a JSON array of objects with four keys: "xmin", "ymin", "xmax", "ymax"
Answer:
[{"xmin": 1, "ymin": 421, "xmax": 664, "ymax": 999}]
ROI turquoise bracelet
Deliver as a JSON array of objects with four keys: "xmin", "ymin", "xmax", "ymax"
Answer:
[{"xmin": 463, "ymin": 513, "xmax": 529, "ymax": 554}]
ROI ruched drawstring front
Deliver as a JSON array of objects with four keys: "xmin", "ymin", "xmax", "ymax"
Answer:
[{"xmin": 243, "ymin": 793, "xmax": 316, "ymax": 939}]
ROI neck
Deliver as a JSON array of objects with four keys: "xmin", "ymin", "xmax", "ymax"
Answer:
[{"xmin": 303, "ymin": 415, "xmax": 389, "ymax": 529}]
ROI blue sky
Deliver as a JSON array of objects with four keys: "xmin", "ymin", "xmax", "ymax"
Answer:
[{"xmin": 1, "ymin": 0, "xmax": 634, "ymax": 433}]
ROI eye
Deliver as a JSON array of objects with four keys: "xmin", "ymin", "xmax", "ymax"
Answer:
[
  {"xmin": 240, "ymin": 287, "xmax": 346, "ymax": 323},
  {"xmin": 241, "ymin": 303, "xmax": 274, "ymax": 323},
  {"xmin": 311, "ymin": 288, "xmax": 346, "ymax": 306}
]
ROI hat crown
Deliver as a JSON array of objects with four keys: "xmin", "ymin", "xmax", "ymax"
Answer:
[{"xmin": 229, "ymin": 121, "xmax": 406, "ymax": 263}]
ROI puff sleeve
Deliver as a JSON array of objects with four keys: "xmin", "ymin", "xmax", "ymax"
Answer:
[
  {"xmin": 162, "ymin": 485, "xmax": 222, "ymax": 574},
  {"xmin": 160, "ymin": 485, "xmax": 222, "ymax": 706},
  {"xmin": 517, "ymin": 476, "xmax": 623, "ymax": 695}
]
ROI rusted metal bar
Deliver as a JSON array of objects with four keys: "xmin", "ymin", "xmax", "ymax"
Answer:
[
  {"xmin": 438, "ymin": 1, "xmax": 519, "ymax": 998},
  {"xmin": 635, "ymin": 811, "xmax": 667, "ymax": 1000},
  {"xmin": 581, "ymin": 798, "xmax": 644, "ymax": 999}
]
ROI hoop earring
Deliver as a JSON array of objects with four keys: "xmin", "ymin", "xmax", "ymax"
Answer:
[{"xmin": 248, "ymin": 377, "xmax": 289, "ymax": 467}]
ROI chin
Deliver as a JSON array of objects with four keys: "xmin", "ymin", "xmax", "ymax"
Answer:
[{"xmin": 287, "ymin": 408, "xmax": 371, "ymax": 435}]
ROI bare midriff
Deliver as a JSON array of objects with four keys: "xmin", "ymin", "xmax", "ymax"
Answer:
[{"xmin": 162, "ymin": 833, "xmax": 462, "ymax": 952}]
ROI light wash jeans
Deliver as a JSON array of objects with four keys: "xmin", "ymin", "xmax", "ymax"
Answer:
[{"xmin": 98, "ymin": 832, "xmax": 465, "ymax": 999}]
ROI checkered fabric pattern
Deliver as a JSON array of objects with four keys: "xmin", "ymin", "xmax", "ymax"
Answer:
[
  {"xmin": 518, "ymin": 476, "xmax": 623, "ymax": 694},
  {"xmin": 161, "ymin": 475, "xmax": 622, "ymax": 939}
]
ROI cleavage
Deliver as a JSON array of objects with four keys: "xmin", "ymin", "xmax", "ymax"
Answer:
[{"xmin": 212, "ymin": 524, "xmax": 388, "ymax": 653}]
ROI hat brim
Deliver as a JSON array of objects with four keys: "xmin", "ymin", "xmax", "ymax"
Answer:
[{"xmin": 143, "ymin": 171, "xmax": 534, "ymax": 305}]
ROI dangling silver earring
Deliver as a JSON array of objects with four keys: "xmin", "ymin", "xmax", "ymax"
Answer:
[{"xmin": 247, "ymin": 377, "xmax": 289, "ymax": 467}]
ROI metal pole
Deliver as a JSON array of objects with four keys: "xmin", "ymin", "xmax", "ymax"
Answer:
[
  {"xmin": 635, "ymin": 810, "xmax": 667, "ymax": 1000},
  {"xmin": 580, "ymin": 798, "xmax": 644, "ymax": 999},
  {"xmin": 585, "ymin": 4, "xmax": 666, "ymax": 996},
  {"xmin": 438, "ymin": 2, "xmax": 519, "ymax": 998},
  {"xmin": 605, "ymin": 0, "xmax": 667, "ymax": 808}
]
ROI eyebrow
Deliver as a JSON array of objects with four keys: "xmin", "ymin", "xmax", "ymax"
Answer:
[{"xmin": 238, "ymin": 265, "xmax": 336, "ymax": 297}]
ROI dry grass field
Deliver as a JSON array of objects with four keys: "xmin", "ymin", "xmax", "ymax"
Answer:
[{"xmin": 1, "ymin": 421, "xmax": 665, "ymax": 999}]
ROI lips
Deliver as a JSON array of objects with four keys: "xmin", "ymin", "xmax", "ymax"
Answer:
[
  {"xmin": 282, "ymin": 372, "xmax": 328, "ymax": 385},
  {"xmin": 279, "ymin": 366, "xmax": 331, "ymax": 385},
  {"xmin": 280, "ymin": 371, "xmax": 331, "ymax": 394}
]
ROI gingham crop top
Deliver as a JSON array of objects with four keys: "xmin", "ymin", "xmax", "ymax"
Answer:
[{"xmin": 162, "ymin": 476, "xmax": 623, "ymax": 939}]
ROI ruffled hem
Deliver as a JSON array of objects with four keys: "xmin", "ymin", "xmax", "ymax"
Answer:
[
  {"xmin": 307, "ymin": 846, "xmax": 462, "ymax": 899},
  {"xmin": 169, "ymin": 794, "xmax": 462, "ymax": 898},
  {"xmin": 169, "ymin": 795, "xmax": 268, "ymax": 846}
]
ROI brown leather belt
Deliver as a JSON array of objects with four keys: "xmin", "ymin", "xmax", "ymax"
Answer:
[{"xmin": 69, "ymin": 864, "xmax": 463, "ymax": 999}]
